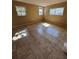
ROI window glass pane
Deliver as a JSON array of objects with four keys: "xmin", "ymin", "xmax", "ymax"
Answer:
[
  {"xmin": 20, "ymin": 7, "xmax": 26, "ymax": 12},
  {"xmin": 39, "ymin": 7, "xmax": 43, "ymax": 16},
  {"xmin": 17, "ymin": 11, "xmax": 22, "ymax": 16},
  {"xmin": 49, "ymin": 8, "xmax": 56, "ymax": 15},
  {"xmin": 22, "ymin": 11, "xmax": 26, "ymax": 16},
  {"xmin": 16, "ymin": 6, "xmax": 26, "ymax": 16},
  {"xmin": 55, "ymin": 7, "xmax": 64, "ymax": 15},
  {"xmin": 16, "ymin": 6, "xmax": 20, "ymax": 11},
  {"xmin": 49, "ymin": 7, "xmax": 64, "ymax": 16}
]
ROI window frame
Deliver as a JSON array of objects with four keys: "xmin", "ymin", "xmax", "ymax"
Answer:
[
  {"xmin": 49, "ymin": 7, "xmax": 64, "ymax": 16},
  {"xmin": 16, "ymin": 6, "xmax": 27, "ymax": 16},
  {"xmin": 38, "ymin": 7, "xmax": 44, "ymax": 16}
]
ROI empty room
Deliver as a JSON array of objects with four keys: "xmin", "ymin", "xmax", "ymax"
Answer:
[{"xmin": 12, "ymin": 0, "xmax": 67, "ymax": 59}]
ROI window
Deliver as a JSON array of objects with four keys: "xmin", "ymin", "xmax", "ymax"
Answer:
[
  {"xmin": 49, "ymin": 8, "xmax": 56, "ymax": 15},
  {"xmin": 16, "ymin": 6, "xmax": 26, "ymax": 16},
  {"xmin": 39, "ymin": 7, "xmax": 44, "ymax": 16},
  {"xmin": 49, "ymin": 7, "xmax": 64, "ymax": 16}
]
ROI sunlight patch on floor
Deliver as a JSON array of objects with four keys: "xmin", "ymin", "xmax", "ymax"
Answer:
[
  {"xmin": 37, "ymin": 23, "xmax": 60, "ymax": 38},
  {"xmin": 12, "ymin": 29, "xmax": 27, "ymax": 41},
  {"xmin": 46, "ymin": 27, "xmax": 60, "ymax": 38},
  {"xmin": 41, "ymin": 23, "xmax": 51, "ymax": 27}
]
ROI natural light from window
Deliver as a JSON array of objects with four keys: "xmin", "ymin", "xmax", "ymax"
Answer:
[
  {"xmin": 46, "ymin": 27, "xmax": 60, "ymax": 38},
  {"xmin": 39, "ymin": 7, "xmax": 44, "ymax": 16},
  {"xmin": 16, "ymin": 6, "xmax": 26, "ymax": 16},
  {"xmin": 49, "ymin": 7, "xmax": 64, "ymax": 16},
  {"xmin": 41, "ymin": 23, "xmax": 50, "ymax": 27},
  {"xmin": 12, "ymin": 29, "xmax": 27, "ymax": 41}
]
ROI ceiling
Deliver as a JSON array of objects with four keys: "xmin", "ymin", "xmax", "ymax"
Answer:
[{"xmin": 15, "ymin": 0, "xmax": 67, "ymax": 6}]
